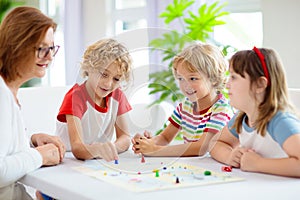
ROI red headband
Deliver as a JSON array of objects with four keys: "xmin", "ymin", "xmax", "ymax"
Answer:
[{"xmin": 252, "ymin": 46, "xmax": 270, "ymax": 86}]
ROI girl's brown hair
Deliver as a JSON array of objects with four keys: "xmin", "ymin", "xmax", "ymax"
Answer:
[
  {"xmin": 0, "ymin": 6, "xmax": 57, "ymax": 82},
  {"xmin": 230, "ymin": 48, "xmax": 294, "ymax": 136}
]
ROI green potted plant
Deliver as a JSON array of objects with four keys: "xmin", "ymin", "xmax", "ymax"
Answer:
[
  {"xmin": 148, "ymin": 0, "xmax": 232, "ymax": 106},
  {"xmin": 0, "ymin": 0, "xmax": 24, "ymax": 22}
]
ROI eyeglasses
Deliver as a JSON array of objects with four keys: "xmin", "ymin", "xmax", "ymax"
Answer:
[{"xmin": 35, "ymin": 45, "xmax": 60, "ymax": 59}]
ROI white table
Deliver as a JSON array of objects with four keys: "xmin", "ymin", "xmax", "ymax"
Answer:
[{"xmin": 20, "ymin": 151, "xmax": 300, "ymax": 200}]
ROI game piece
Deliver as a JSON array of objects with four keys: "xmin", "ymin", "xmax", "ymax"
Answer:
[
  {"xmin": 155, "ymin": 170, "xmax": 159, "ymax": 177},
  {"xmin": 141, "ymin": 155, "xmax": 145, "ymax": 163},
  {"xmin": 114, "ymin": 160, "xmax": 119, "ymax": 164},
  {"xmin": 222, "ymin": 166, "xmax": 232, "ymax": 172},
  {"xmin": 204, "ymin": 170, "xmax": 211, "ymax": 176},
  {"xmin": 41, "ymin": 193, "xmax": 53, "ymax": 200},
  {"xmin": 175, "ymin": 177, "xmax": 180, "ymax": 184},
  {"xmin": 193, "ymin": 174, "xmax": 205, "ymax": 180}
]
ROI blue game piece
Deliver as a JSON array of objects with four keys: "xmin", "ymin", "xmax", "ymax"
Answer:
[
  {"xmin": 41, "ymin": 193, "xmax": 53, "ymax": 200},
  {"xmin": 114, "ymin": 160, "xmax": 119, "ymax": 164}
]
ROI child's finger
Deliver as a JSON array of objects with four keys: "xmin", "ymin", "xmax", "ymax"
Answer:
[{"xmin": 143, "ymin": 131, "xmax": 152, "ymax": 139}]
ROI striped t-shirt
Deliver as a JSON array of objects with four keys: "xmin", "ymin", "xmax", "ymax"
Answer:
[{"xmin": 169, "ymin": 93, "xmax": 234, "ymax": 143}]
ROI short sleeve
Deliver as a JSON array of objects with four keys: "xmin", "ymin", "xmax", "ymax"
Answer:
[
  {"xmin": 112, "ymin": 88, "xmax": 132, "ymax": 116},
  {"xmin": 168, "ymin": 103, "xmax": 182, "ymax": 129},
  {"xmin": 268, "ymin": 112, "xmax": 300, "ymax": 146},
  {"xmin": 227, "ymin": 114, "xmax": 239, "ymax": 139},
  {"xmin": 204, "ymin": 100, "xmax": 234, "ymax": 134},
  {"xmin": 57, "ymin": 84, "xmax": 86, "ymax": 122}
]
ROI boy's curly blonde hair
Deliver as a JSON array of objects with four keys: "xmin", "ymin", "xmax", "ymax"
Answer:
[{"xmin": 81, "ymin": 38, "xmax": 132, "ymax": 86}]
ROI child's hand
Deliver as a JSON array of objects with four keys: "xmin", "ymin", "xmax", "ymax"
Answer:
[
  {"xmin": 131, "ymin": 131, "xmax": 153, "ymax": 154},
  {"xmin": 131, "ymin": 131, "xmax": 152, "ymax": 144},
  {"xmin": 227, "ymin": 146, "xmax": 247, "ymax": 168},
  {"xmin": 240, "ymin": 149, "xmax": 261, "ymax": 172},
  {"xmin": 36, "ymin": 143, "xmax": 60, "ymax": 166},
  {"xmin": 143, "ymin": 130, "xmax": 152, "ymax": 139},
  {"xmin": 131, "ymin": 133, "xmax": 142, "ymax": 144},
  {"xmin": 131, "ymin": 133, "xmax": 142, "ymax": 154},
  {"xmin": 96, "ymin": 142, "xmax": 118, "ymax": 162},
  {"xmin": 132, "ymin": 137, "xmax": 159, "ymax": 155}
]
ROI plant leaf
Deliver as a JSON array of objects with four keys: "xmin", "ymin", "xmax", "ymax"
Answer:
[{"xmin": 159, "ymin": 0, "xmax": 195, "ymax": 24}]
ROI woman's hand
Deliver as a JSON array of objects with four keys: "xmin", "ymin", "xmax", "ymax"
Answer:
[
  {"xmin": 31, "ymin": 133, "xmax": 66, "ymax": 161},
  {"xmin": 35, "ymin": 143, "xmax": 60, "ymax": 166}
]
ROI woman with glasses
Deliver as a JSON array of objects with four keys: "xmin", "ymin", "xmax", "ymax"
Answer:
[{"xmin": 0, "ymin": 6, "xmax": 65, "ymax": 200}]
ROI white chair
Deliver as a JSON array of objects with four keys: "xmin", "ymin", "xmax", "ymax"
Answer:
[
  {"xmin": 18, "ymin": 86, "xmax": 71, "ymax": 135},
  {"xmin": 127, "ymin": 101, "xmax": 174, "ymax": 136},
  {"xmin": 288, "ymin": 88, "xmax": 300, "ymax": 111}
]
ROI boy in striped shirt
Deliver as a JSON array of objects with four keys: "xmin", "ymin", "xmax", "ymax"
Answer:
[{"xmin": 132, "ymin": 43, "xmax": 234, "ymax": 157}]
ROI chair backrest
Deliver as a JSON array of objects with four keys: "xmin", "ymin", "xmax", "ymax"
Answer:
[
  {"xmin": 127, "ymin": 101, "xmax": 174, "ymax": 136},
  {"xmin": 289, "ymin": 88, "xmax": 300, "ymax": 112},
  {"xmin": 18, "ymin": 86, "xmax": 70, "ymax": 135}
]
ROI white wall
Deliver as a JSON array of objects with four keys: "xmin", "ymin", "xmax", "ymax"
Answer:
[
  {"xmin": 262, "ymin": 0, "xmax": 300, "ymax": 88},
  {"xmin": 82, "ymin": 0, "xmax": 109, "ymax": 46}
]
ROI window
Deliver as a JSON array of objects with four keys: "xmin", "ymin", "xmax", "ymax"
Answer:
[
  {"xmin": 111, "ymin": 0, "xmax": 150, "ymax": 102},
  {"xmin": 214, "ymin": 12, "xmax": 263, "ymax": 54},
  {"xmin": 40, "ymin": 0, "xmax": 65, "ymax": 86}
]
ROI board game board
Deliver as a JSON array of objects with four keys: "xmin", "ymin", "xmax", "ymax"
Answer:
[{"xmin": 73, "ymin": 156, "xmax": 244, "ymax": 192}]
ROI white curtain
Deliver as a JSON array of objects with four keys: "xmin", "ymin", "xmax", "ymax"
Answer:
[{"xmin": 64, "ymin": 0, "xmax": 85, "ymax": 85}]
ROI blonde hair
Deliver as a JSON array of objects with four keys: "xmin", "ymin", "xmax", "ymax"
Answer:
[
  {"xmin": 172, "ymin": 43, "xmax": 228, "ymax": 93},
  {"xmin": 80, "ymin": 38, "xmax": 132, "ymax": 87},
  {"xmin": 0, "ymin": 6, "xmax": 57, "ymax": 82},
  {"xmin": 230, "ymin": 48, "xmax": 294, "ymax": 136}
]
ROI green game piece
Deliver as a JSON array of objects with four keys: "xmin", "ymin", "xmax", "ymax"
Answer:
[
  {"xmin": 155, "ymin": 170, "xmax": 159, "ymax": 177},
  {"xmin": 204, "ymin": 170, "xmax": 211, "ymax": 176}
]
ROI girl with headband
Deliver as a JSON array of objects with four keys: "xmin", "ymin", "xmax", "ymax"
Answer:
[{"xmin": 210, "ymin": 47, "xmax": 300, "ymax": 177}]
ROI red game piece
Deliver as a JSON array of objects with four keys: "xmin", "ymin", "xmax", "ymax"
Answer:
[
  {"xmin": 222, "ymin": 166, "xmax": 232, "ymax": 172},
  {"xmin": 141, "ymin": 155, "xmax": 145, "ymax": 163}
]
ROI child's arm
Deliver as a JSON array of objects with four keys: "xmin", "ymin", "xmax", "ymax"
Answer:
[
  {"xmin": 131, "ymin": 123, "xmax": 178, "ymax": 154},
  {"xmin": 66, "ymin": 115, "xmax": 118, "ymax": 161},
  {"xmin": 133, "ymin": 123, "xmax": 217, "ymax": 157},
  {"xmin": 240, "ymin": 134, "xmax": 300, "ymax": 177},
  {"xmin": 209, "ymin": 126, "xmax": 242, "ymax": 167},
  {"xmin": 114, "ymin": 114, "xmax": 131, "ymax": 153},
  {"xmin": 134, "ymin": 129, "xmax": 216, "ymax": 157}
]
